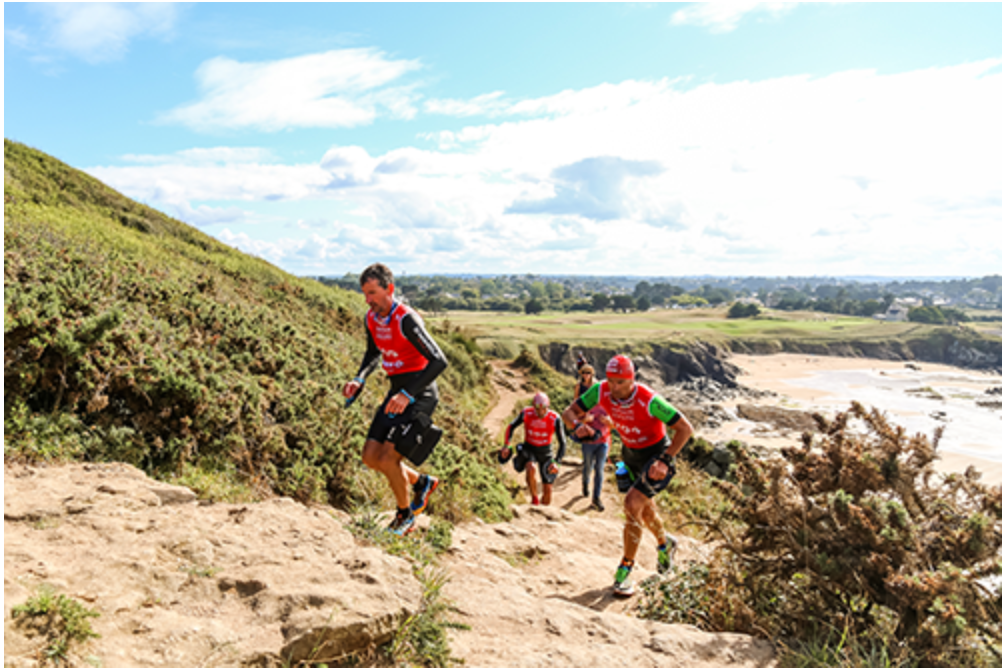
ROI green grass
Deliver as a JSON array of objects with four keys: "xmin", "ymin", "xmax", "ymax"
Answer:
[
  {"xmin": 430, "ymin": 307, "xmax": 1000, "ymax": 370},
  {"xmin": 4, "ymin": 138, "xmax": 507, "ymax": 524},
  {"xmin": 346, "ymin": 504, "xmax": 468, "ymax": 667},
  {"xmin": 432, "ymin": 309, "xmax": 929, "ymax": 347},
  {"xmin": 11, "ymin": 584, "xmax": 101, "ymax": 665}
]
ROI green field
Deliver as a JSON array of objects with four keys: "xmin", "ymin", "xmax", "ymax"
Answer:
[{"xmin": 428, "ymin": 307, "xmax": 948, "ymax": 351}]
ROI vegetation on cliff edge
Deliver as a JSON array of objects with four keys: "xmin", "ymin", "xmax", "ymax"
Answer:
[{"xmin": 4, "ymin": 139, "xmax": 510, "ymax": 522}]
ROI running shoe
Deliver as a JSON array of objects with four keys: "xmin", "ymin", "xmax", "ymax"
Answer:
[
  {"xmin": 612, "ymin": 558, "xmax": 635, "ymax": 597},
  {"xmin": 591, "ymin": 498, "xmax": 605, "ymax": 512},
  {"xmin": 410, "ymin": 474, "xmax": 439, "ymax": 516},
  {"xmin": 657, "ymin": 534, "xmax": 678, "ymax": 575},
  {"xmin": 387, "ymin": 508, "xmax": 416, "ymax": 536}
]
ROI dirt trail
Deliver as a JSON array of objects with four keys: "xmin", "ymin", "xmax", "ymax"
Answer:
[
  {"xmin": 434, "ymin": 360, "xmax": 780, "ymax": 667},
  {"xmin": 3, "ymin": 362, "xmax": 777, "ymax": 667},
  {"xmin": 483, "ymin": 361, "xmax": 630, "ymax": 524}
]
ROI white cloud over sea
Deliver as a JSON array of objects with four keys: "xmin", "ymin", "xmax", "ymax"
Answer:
[{"xmin": 88, "ymin": 58, "xmax": 1002, "ymax": 277}]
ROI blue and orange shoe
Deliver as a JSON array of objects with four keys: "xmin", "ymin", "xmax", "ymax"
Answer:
[
  {"xmin": 387, "ymin": 507, "xmax": 416, "ymax": 536},
  {"xmin": 410, "ymin": 474, "xmax": 439, "ymax": 517}
]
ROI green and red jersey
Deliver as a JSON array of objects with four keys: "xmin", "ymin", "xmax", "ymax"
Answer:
[{"xmin": 576, "ymin": 380, "xmax": 681, "ymax": 449}]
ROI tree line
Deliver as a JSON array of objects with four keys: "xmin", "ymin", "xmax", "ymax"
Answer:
[{"xmin": 315, "ymin": 273, "xmax": 1001, "ymax": 318}]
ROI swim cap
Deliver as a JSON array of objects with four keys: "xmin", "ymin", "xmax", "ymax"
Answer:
[
  {"xmin": 605, "ymin": 355, "xmax": 635, "ymax": 379},
  {"xmin": 532, "ymin": 391, "xmax": 550, "ymax": 407}
]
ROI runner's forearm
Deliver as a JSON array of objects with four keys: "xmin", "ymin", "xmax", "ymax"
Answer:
[
  {"xmin": 504, "ymin": 412, "xmax": 524, "ymax": 445},
  {"xmin": 398, "ymin": 313, "xmax": 448, "ymax": 397},
  {"xmin": 355, "ymin": 329, "xmax": 382, "ymax": 380}
]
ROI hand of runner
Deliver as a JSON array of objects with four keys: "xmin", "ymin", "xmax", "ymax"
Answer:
[
  {"xmin": 343, "ymin": 380, "xmax": 362, "ymax": 399},
  {"xmin": 647, "ymin": 457, "xmax": 669, "ymax": 481},
  {"xmin": 385, "ymin": 392, "xmax": 410, "ymax": 416}
]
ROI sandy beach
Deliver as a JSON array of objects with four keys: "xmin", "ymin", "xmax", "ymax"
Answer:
[{"xmin": 704, "ymin": 354, "xmax": 1002, "ymax": 487}]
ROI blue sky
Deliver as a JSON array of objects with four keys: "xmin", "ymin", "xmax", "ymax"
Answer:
[{"xmin": 5, "ymin": 2, "xmax": 1002, "ymax": 278}]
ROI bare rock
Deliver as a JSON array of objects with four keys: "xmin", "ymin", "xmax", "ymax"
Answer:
[
  {"xmin": 6, "ymin": 463, "xmax": 778, "ymax": 668},
  {"xmin": 4, "ymin": 463, "xmax": 421, "ymax": 667},
  {"xmin": 442, "ymin": 503, "xmax": 776, "ymax": 667},
  {"xmin": 736, "ymin": 404, "xmax": 818, "ymax": 433}
]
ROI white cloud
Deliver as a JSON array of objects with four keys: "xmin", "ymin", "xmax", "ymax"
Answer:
[
  {"xmin": 30, "ymin": 3, "xmax": 180, "ymax": 63},
  {"xmin": 160, "ymin": 49, "xmax": 423, "ymax": 132},
  {"xmin": 424, "ymin": 91, "xmax": 511, "ymax": 117},
  {"xmin": 90, "ymin": 60, "xmax": 1002, "ymax": 276},
  {"xmin": 87, "ymin": 162, "xmax": 332, "ymax": 207},
  {"xmin": 121, "ymin": 147, "xmax": 276, "ymax": 165},
  {"xmin": 671, "ymin": 2, "xmax": 799, "ymax": 34},
  {"xmin": 5, "ymin": 26, "xmax": 32, "ymax": 50}
]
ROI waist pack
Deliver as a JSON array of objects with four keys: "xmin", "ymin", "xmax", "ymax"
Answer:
[{"xmin": 389, "ymin": 413, "xmax": 443, "ymax": 467}]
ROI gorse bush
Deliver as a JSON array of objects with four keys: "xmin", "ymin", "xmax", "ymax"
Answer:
[
  {"xmin": 640, "ymin": 401, "xmax": 1002, "ymax": 667},
  {"xmin": 4, "ymin": 139, "xmax": 506, "ymax": 520}
]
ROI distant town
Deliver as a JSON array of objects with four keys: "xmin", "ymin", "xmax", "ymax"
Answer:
[{"xmin": 316, "ymin": 274, "xmax": 1002, "ymax": 323}]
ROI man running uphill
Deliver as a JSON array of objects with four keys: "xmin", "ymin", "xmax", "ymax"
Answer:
[
  {"xmin": 562, "ymin": 355, "xmax": 694, "ymax": 597},
  {"xmin": 501, "ymin": 392, "xmax": 567, "ymax": 506},
  {"xmin": 342, "ymin": 263, "xmax": 448, "ymax": 536}
]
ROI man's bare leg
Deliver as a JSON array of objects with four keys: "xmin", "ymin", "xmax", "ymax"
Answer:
[
  {"xmin": 362, "ymin": 438, "xmax": 419, "ymax": 508},
  {"xmin": 622, "ymin": 488, "xmax": 665, "ymax": 561},
  {"xmin": 526, "ymin": 466, "xmax": 539, "ymax": 503}
]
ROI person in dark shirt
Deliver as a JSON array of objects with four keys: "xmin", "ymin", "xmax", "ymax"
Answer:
[
  {"xmin": 575, "ymin": 361, "xmax": 596, "ymax": 399},
  {"xmin": 342, "ymin": 263, "xmax": 448, "ymax": 536},
  {"xmin": 572, "ymin": 362, "xmax": 612, "ymax": 510}
]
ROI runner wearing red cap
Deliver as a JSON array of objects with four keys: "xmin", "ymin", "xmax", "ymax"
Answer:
[
  {"xmin": 562, "ymin": 354, "xmax": 694, "ymax": 596},
  {"xmin": 501, "ymin": 391, "xmax": 567, "ymax": 506}
]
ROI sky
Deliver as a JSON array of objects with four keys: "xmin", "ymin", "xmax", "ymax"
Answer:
[{"xmin": 4, "ymin": 2, "xmax": 1002, "ymax": 279}]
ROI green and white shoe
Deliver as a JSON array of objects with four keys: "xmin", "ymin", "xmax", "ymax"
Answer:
[
  {"xmin": 612, "ymin": 559, "xmax": 635, "ymax": 597},
  {"xmin": 657, "ymin": 534, "xmax": 677, "ymax": 575}
]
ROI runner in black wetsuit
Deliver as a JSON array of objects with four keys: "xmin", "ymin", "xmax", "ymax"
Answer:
[
  {"xmin": 501, "ymin": 392, "xmax": 567, "ymax": 506},
  {"xmin": 342, "ymin": 263, "xmax": 448, "ymax": 535}
]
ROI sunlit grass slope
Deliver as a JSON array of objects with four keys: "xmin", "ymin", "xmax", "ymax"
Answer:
[
  {"xmin": 4, "ymin": 139, "xmax": 509, "ymax": 520},
  {"xmin": 431, "ymin": 305, "xmax": 1000, "ymax": 364}
]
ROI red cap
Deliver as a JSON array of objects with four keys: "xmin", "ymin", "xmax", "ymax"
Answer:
[
  {"xmin": 532, "ymin": 391, "xmax": 550, "ymax": 407},
  {"xmin": 605, "ymin": 354, "xmax": 635, "ymax": 379}
]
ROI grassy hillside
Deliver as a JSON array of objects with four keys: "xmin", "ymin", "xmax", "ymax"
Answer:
[{"xmin": 4, "ymin": 139, "xmax": 510, "ymax": 520}]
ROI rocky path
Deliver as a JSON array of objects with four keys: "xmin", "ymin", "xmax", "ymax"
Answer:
[
  {"xmin": 483, "ymin": 360, "xmax": 626, "ymax": 523},
  {"xmin": 439, "ymin": 360, "xmax": 777, "ymax": 667},
  {"xmin": 3, "ymin": 360, "xmax": 777, "ymax": 667}
]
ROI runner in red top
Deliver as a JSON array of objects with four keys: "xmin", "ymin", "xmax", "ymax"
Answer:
[
  {"xmin": 501, "ymin": 391, "xmax": 567, "ymax": 506},
  {"xmin": 562, "ymin": 354, "xmax": 694, "ymax": 597},
  {"xmin": 343, "ymin": 263, "xmax": 448, "ymax": 536}
]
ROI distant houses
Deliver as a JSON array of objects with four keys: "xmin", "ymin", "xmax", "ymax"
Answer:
[{"xmin": 873, "ymin": 298, "xmax": 919, "ymax": 322}]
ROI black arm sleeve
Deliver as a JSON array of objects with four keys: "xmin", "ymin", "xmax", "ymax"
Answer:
[
  {"xmin": 504, "ymin": 411, "xmax": 524, "ymax": 445},
  {"xmin": 399, "ymin": 313, "xmax": 448, "ymax": 398},
  {"xmin": 355, "ymin": 327, "xmax": 383, "ymax": 380},
  {"xmin": 554, "ymin": 416, "xmax": 567, "ymax": 462}
]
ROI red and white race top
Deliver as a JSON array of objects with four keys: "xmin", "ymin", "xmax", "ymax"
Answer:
[
  {"xmin": 521, "ymin": 406, "xmax": 561, "ymax": 447},
  {"xmin": 365, "ymin": 303, "xmax": 430, "ymax": 376}
]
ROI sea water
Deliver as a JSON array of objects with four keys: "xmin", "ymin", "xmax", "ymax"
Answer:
[{"xmin": 786, "ymin": 366, "xmax": 1002, "ymax": 467}]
